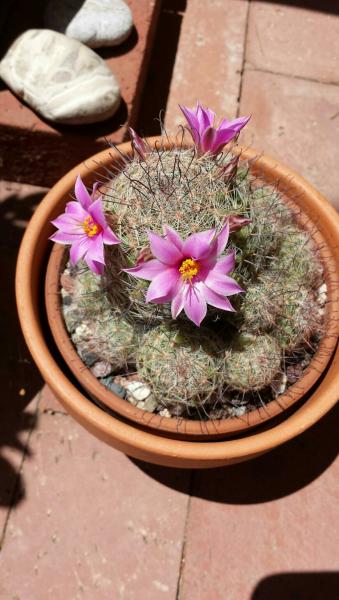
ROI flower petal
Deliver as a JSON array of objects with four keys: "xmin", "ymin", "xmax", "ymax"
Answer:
[
  {"xmin": 85, "ymin": 233, "xmax": 105, "ymax": 265},
  {"xmin": 204, "ymin": 274, "xmax": 244, "ymax": 297},
  {"xmin": 70, "ymin": 237, "xmax": 90, "ymax": 264},
  {"xmin": 183, "ymin": 283, "xmax": 207, "ymax": 326},
  {"xmin": 220, "ymin": 115, "xmax": 251, "ymax": 133},
  {"xmin": 51, "ymin": 214, "xmax": 83, "ymax": 235},
  {"xmin": 197, "ymin": 103, "xmax": 215, "ymax": 132},
  {"xmin": 124, "ymin": 259, "xmax": 164, "ymax": 281},
  {"xmin": 49, "ymin": 231, "xmax": 81, "ymax": 244},
  {"xmin": 86, "ymin": 257, "xmax": 104, "ymax": 275},
  {"xmin": 201, "ymin": 284, "xmax": 235, "ymax": 312},
  {"xmin": 182, "ymin": 228, "xmax": 215, "ymax": 259},
  {"xmin": 214, "ymin": 222, "xmax": 230, "ymax": 256},
  {"xmin": 88, "ymin": 198, "xmax": 107, "ymax": 229},
  {"xmin": 212, "ymin": 251, "xmax": 236, "ymax": 275},
  {"xmin": 146, "ymin": 268, "xmax": 180, "ymax": 302},
  {"xmin": 200, "ymin": 126, "xmax": 219, "ymax": 154},
  {"xmin": 102, "ymin": 227, "xmax": 121, "ymax": 245},
  {"xmin": 179, "ymin": 104, "xmax": 200, "ymax": 144},
  {"xmin": 75, "ymin": 175, "xmax": 93, "ymax": 210},
  {"xmin": 148, "ymin": 230, "xmax": 182, "ymax": 265},
  {"xmin": 171, "ymin": 283, "xmax": 186, "ymax": 319},
  {"xmin": 65, "ymin": 201, "xmax": 88, "ymax": 221},
  {"xmin": 163, "ymin": 225, "xmax": 183, "ymax": 252}
]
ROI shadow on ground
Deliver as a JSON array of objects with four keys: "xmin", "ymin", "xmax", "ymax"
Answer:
[
  {"xmin": 251, "ymin": 572, "xmax": 339, "ymax": 600},
  {"xmin": 0, "ymin": 184, "xmax": 44, "ymax": 509},
  {"xmin": 135, "ymin": 0, "xmax": 187, "ymax": 136},
  {"xmin": 132, "ymin": 401, "xmax": 339, "ymax": 503}
]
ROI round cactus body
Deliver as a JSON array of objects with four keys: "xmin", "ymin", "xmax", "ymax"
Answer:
[
  {"xmin": 223, "ymin": 334, "xmax": 282, "ymax": 391},
  {"xmin": 136, "ymin": 324, "xmax": 223, "ymax": 409}
]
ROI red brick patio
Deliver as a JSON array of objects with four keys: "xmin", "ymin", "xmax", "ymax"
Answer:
[{"xmin": 1, "ymin": 1, "xmax": 339, "ymax": 598}]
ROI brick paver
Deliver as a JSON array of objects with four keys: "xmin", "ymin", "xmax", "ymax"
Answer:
[
  {"xmin": 246, "ymin": 2, "xmax": 339, "ymax": 84},
  {"xmin": 178, "ymin": 404, "xmax": 339, "ymax": 600},
  {"xmin": 0, "ymin": 181, "xmax": 47, "ymax": 540},
  {"xmin": 0, "ymin": 413, "xmax": 190, "ymax": 600},
  {"xmin": 165, "ymin": 0, "xmax": 249, "ymax": 131},
  {"xmin": 239, "ymin": 69, "xmax": 339, "ymax": 208}
]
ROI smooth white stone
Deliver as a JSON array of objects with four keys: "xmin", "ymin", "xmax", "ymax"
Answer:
[
  {"xmin": 44, "ymin": 0, "xmax": 133, "ymax": 48},
  {"xmin": 125, "ymin": 381, "xmax": 151, "ymax": 402},
  {"xmin": 0, "ymin": 29, "xmax": 121, "ymax": 124}
]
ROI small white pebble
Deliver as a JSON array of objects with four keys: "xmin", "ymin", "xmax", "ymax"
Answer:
[
  {"xmin": 125, "ymin": 381, "xmax": 151, "ymax": 401},
  {"xmin": 159, "ymin": 408, "xmax": 171, "ymax": 418},
  {"xmin": 277, "ymin": 373, "xmax": 288, "ymax": 395},
  {"xmin": 317, "ymin": 283, "xmax": 327, "ymax": 306}
]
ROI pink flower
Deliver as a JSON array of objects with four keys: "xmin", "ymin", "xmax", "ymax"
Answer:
[
  {"xmin": 124, "ymin": 223, "xmax": 243, "ymax": 326},
  {"xmin": 50, "ymin": 175, "xmax": 121, "ymax": 275},
  {"xmin": 179, "ymin": 102, "xmax": 250, "ymax": 156}
]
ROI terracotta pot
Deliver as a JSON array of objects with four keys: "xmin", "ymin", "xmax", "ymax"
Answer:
[
  {"xmin": 16, "ymin": 140, "xmax": 339, "ymax": 467},
  {"xmin": 45, "ymin": 168, "xmax": 338, "ymax": 439}
]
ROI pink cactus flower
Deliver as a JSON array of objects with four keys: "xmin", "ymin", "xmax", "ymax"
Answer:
[
  {"xmin": 50, "ymin": 175, "xmax": 121, "ymax": 275},
  {"xmin": 179, "ymin": 102, "xmax": 250, "ymax": 156},
  {"xmin": 124, "ymin": 222, "xmax": 243, "ymax": 326}
]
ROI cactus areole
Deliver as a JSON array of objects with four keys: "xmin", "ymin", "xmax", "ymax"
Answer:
[{"xmin": 45, "ymin": 104, "xmax": 339, "ymax": 439}]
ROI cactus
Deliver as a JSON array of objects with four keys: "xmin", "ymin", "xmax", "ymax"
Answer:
[
  {"xmin": 221, "ymin": 334, "xmax": 282, "ymax": 391},
  {"xmin": 62, "ymin": 262, "xmax": 135, "ymax": 369},
  {"xmin": 58, "ymin": 108, "xmax": 326, "ymax": 420},
  {"xmin": 136, "ymin": 323, "xmax": 223, "ymax": 414}
]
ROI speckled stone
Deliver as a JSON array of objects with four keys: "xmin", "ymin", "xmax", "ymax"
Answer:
[
  {"xmin": 44, "ymin": 0, "xmax": 133, "ymax": 48},
  {"xmin": 0, "ymin": 29, "xmax": 121, "ymax": 124}
]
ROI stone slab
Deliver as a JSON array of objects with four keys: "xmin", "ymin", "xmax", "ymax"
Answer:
[
  {"xmin": 246, "ymin": 2, "xmax": 339, "ymax": 84},
  {"xmin": 165, "ymin": 0, "xmax": 249, "ymax": 133},
  {"xmin": 0, "ymin": 181, "xmax": 47, "ymax": 539},
  {"xmin": 0, "ymin": 0, "xmax": 160, "ymax": 186},
  {"xmin": 178, "ymin": 403, "xmax": 339, "ymax": 600},
  {"xmin": 239, "ymin": 70, "xmax": 339, "ymax": 209},
  {"xmin": 0, "ymin": 413, "xmax": 190, "ymax": 599}
]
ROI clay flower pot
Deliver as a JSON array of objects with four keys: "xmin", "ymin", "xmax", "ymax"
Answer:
[{"xmin": 16, "ymin": 140, "xmax": 339, "ymax": 468}]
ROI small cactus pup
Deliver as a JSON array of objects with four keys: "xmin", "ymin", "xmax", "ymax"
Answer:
[{"xmin": 51, "ymin": 102, "xmax": 327, "ymax": 423}]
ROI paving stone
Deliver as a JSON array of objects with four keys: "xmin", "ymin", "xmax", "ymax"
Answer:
[
  {"xmin": 0, "ymin": 181, "xmax": 47, "ymax": 540},
  {"xmin": 239, "ymin": 70, "xmax": 339, "ymax": 208},
  {"xmin": 0, "ymin": 394, "xmax": 40, "ymax": 542},
  {"xmin": 39, "ymin": 384, "xmax": 68, "ymax": 415},
  {"xmin": 246, "ymin": 2, "xmax": 339, "ymax": 84},
  {"xmin": 0, "ymin": 413, "xmax": 190, "ymax": 599},
  {"xmin": 165, "ymin": 0, "xmax": 249, "ymax": 133},
  {"xmin": 179, "ymin": 403, "xmax": 339, "ymax": 600}
]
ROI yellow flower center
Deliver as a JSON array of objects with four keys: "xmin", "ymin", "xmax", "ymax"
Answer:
[
  {"xmin": 82, "ymin": 215, "xmax": 101, "ymax": 237},
  {"xmin": 179, "ymin": 258, "xmax": 200, "ymax": 281}
]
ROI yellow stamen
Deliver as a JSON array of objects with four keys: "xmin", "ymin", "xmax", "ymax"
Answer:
[
  {"xmin": 82, "ymin": 215, "xmax": 101, "ymax": 237},
  {"xmin": 179, "ymin": 258, "xmax": 200, "ymax": 281}
]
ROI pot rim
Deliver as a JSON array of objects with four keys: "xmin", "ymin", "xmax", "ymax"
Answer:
[
  {"xmin": 16, "ymin": 140, "xmax": 339, "ymax": 467},
  {"xmin": 44, "ymin": 141, "xmax": 339, "ymax": 439}
]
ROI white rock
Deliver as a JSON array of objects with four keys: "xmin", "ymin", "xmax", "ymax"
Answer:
[
  {"xmin": 159, "ymin": 408, "xmax": 171, "ymax": 418},
  {"xmin": 0, "ymin": 29, "xmax": 120, "ymax": 124},
  {"xmin": 125, "ymin": 381, "xmax": 151, "ymax": 402},
  {"xmin": 91, "ymin": 360, "xmax": 112, "ymax": 377},
  {"xmin": 44, "ymin": 0, "xmax": 133, "ymax": 48}
]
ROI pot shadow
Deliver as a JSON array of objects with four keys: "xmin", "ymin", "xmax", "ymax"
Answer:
[
  {"xmin": 131, "ymin": 401, "xmax": 339, "ymax": 503},
  {"xmin": 251, "ymin": 572, "xmax": 339, "ymax": 600},
  {"xmin": 0, "ymin": 184, "xmax": 45, "ymax": 509}
]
